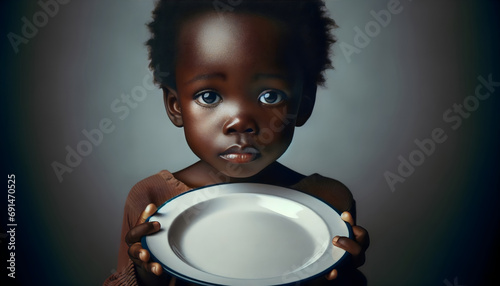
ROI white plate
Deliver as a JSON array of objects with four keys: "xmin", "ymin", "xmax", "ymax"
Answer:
[{"xmin": 143, "ymin": 183, "xmax": 352, "ymax": 285}]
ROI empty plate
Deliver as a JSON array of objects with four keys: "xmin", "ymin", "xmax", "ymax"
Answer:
[{"xmin": 142, "ymin": 183, "xmax": 352, "ymax": 285}]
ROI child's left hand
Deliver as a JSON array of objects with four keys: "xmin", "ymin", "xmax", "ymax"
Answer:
[{"xmin": 325, "ymin": 211, "xmax": 369, "ymax": 280}]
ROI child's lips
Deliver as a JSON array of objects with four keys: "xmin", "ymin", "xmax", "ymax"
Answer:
[{"xmin": 220, "ymin": 146, "xmax": 260, "ymax": 164}]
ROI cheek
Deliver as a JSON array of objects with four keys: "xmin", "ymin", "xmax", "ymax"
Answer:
[
  {"xmin": 183, "ymin": 102, "xmax": 220, "ymax": 130},
  {"xmin": 182, "ymin": 107, "xmax": 227, "ymax": 156},
  {"xmin": 255, "ymin": 109, "xmax": 297, "ymax": 150},
  {"xmin": 256, "ymin": 125, "xmax": 294, "ymax": 152},
  {"xmin": 183, "ymin": 110, "xmax": 214, "ymax": 144}
]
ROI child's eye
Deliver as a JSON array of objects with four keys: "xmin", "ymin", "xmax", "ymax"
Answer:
[
  {"xmin": 258, "ymin": 90, "xmax": 287, "ymax": 105},
  {"xmin": 194, "ymin": 91, "xmax": 222, "ymax": 106}
]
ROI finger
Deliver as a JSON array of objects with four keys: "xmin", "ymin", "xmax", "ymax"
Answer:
[
  {"xmin": 128, "ymin": 243, "xmax": 164, "ymax": 276},
  {"xmin": 332, "ymin": 236, "xmax": 361, "ymax": 256},
  {"xmin": 332, "ymin": 236, "xmax": 365, "ymax": 267},
  {"xmin": 125, "ymin": 221, "xmax": 161, "ymax": 246},
  {"xmin": 352, "ymin": 225, "xmax": 370, "ymax": 250},
  {"xmin": 146, "ymin": 262, "xmax": 163, "ymax": 276},
  {"xmin": 341, "ymin": 211, "xmax": 355, "ymax": 226},
  {"xmin": 136, "ymin": 203, "xmax": 158, "ymax": 226},
  {"xmin": 128, "ymin": 242, "xmax": 150, "ymax": 265},
  {"xmin": 325, "ymin": 269, "xmax": 338, "ymax": 280}
]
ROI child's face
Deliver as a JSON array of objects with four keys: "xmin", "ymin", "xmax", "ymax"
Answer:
[{"xmin": 167, "ymin": 12, "xmax": 309, "ymax": 178}]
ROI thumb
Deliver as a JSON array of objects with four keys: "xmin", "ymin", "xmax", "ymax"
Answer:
[{"xmin": 136, "ymin": 203, "xmax": 158, "ymax": 226}]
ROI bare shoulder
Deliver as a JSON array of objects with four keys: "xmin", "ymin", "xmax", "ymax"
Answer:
[{"xmin": 292, "ymin": 174, "xmax": 354, "ymax": 213}]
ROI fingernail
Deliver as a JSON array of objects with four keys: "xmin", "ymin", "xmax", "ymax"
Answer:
[
  {"xmin": 327, "ymin": 269, "xmax": 338, "ymax": 280},
  {"xmin": 152, "ymin": 265, "xmax": 158, "ymax": 274},
  {"xmin": 332, "ymin": 236, "xmax": 340, "ymax": 245},
  {"xmin": 139, "ymin": 251, "xmax": 146, "ymax": 260},
  {"xmin": 153, "ymin": 221, "xmax": 161, "ymax": 229}
]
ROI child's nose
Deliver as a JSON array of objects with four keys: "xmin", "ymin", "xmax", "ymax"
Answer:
[{"xmin": 223, "ymin": 114, "xmax": 258, "ymax": 135}]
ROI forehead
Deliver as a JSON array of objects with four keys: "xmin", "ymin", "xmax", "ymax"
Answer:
[{"xmin": 176, "ymin": 12, "xmax": 290, "ymax": 73}]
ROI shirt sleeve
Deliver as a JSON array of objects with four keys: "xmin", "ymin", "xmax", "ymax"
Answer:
[
  {"xmin": 291, "ymin": 173, "xmax": 354, "ymax": 215},
  {"xmin": 102, "ymin": 187, "xmax": 143, "ymax": 286},
  {"xmin": 104, "ymin": 171, "xmax": 191, "ymax": 286},
  {"xmin": 103, "ymin": 259, "xmax": 139, "ymax": 286}
]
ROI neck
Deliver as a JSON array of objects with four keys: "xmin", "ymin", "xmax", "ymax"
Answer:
[{"xmin": 173, "ymin": 161, "xmax": 306, "ymax": 188}]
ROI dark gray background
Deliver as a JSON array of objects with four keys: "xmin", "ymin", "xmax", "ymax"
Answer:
[{"xmin": 2, "ymin": 0, "xmax": 499, "ymax": 285}]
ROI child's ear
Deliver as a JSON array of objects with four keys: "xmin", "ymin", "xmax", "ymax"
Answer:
[
  {"xmin": 296, "ymin": 85, "xmax": 317, "ymax": 127},
  {"xmin": 162, "ymin": 86, "xmax": 183, "ymax": 127}
]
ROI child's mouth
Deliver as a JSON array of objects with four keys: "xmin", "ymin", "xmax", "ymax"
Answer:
[{"xmin": 220, "ymin": 146, "xmax": 260, "ymax": 164}]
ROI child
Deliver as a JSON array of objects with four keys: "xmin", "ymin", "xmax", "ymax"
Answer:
[{"xmin": 105, "ymin": 0, "xmax": 369, "ymax": 285}]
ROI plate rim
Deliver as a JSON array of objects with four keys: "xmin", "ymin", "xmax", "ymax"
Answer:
[{"xmin": 142, "ymin": 182, "xmax": 353, "ymax": 286}]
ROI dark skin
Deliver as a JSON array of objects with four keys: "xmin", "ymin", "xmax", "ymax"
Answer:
[{"xmin": 125, "ymin": 12, "xmax": 369, "ymax": 285}]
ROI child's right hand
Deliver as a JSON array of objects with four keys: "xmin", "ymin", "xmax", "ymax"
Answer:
[{"xmin": 125, "ymin": 203, "xmax": 163, "ymax": 276}]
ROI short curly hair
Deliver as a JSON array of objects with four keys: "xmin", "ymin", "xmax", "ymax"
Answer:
[{"xmin": 146, "ymin": 0, "xmax": 336, "ymax": 88}]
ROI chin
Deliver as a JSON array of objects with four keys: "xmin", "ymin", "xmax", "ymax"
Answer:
[
  {"xmin": 217, "ymin": 163, "xmax": 264, "ymax": 179},
  {"xmin": 222, "ymin": 168, "xmax": 260, "ymax": 179}
]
